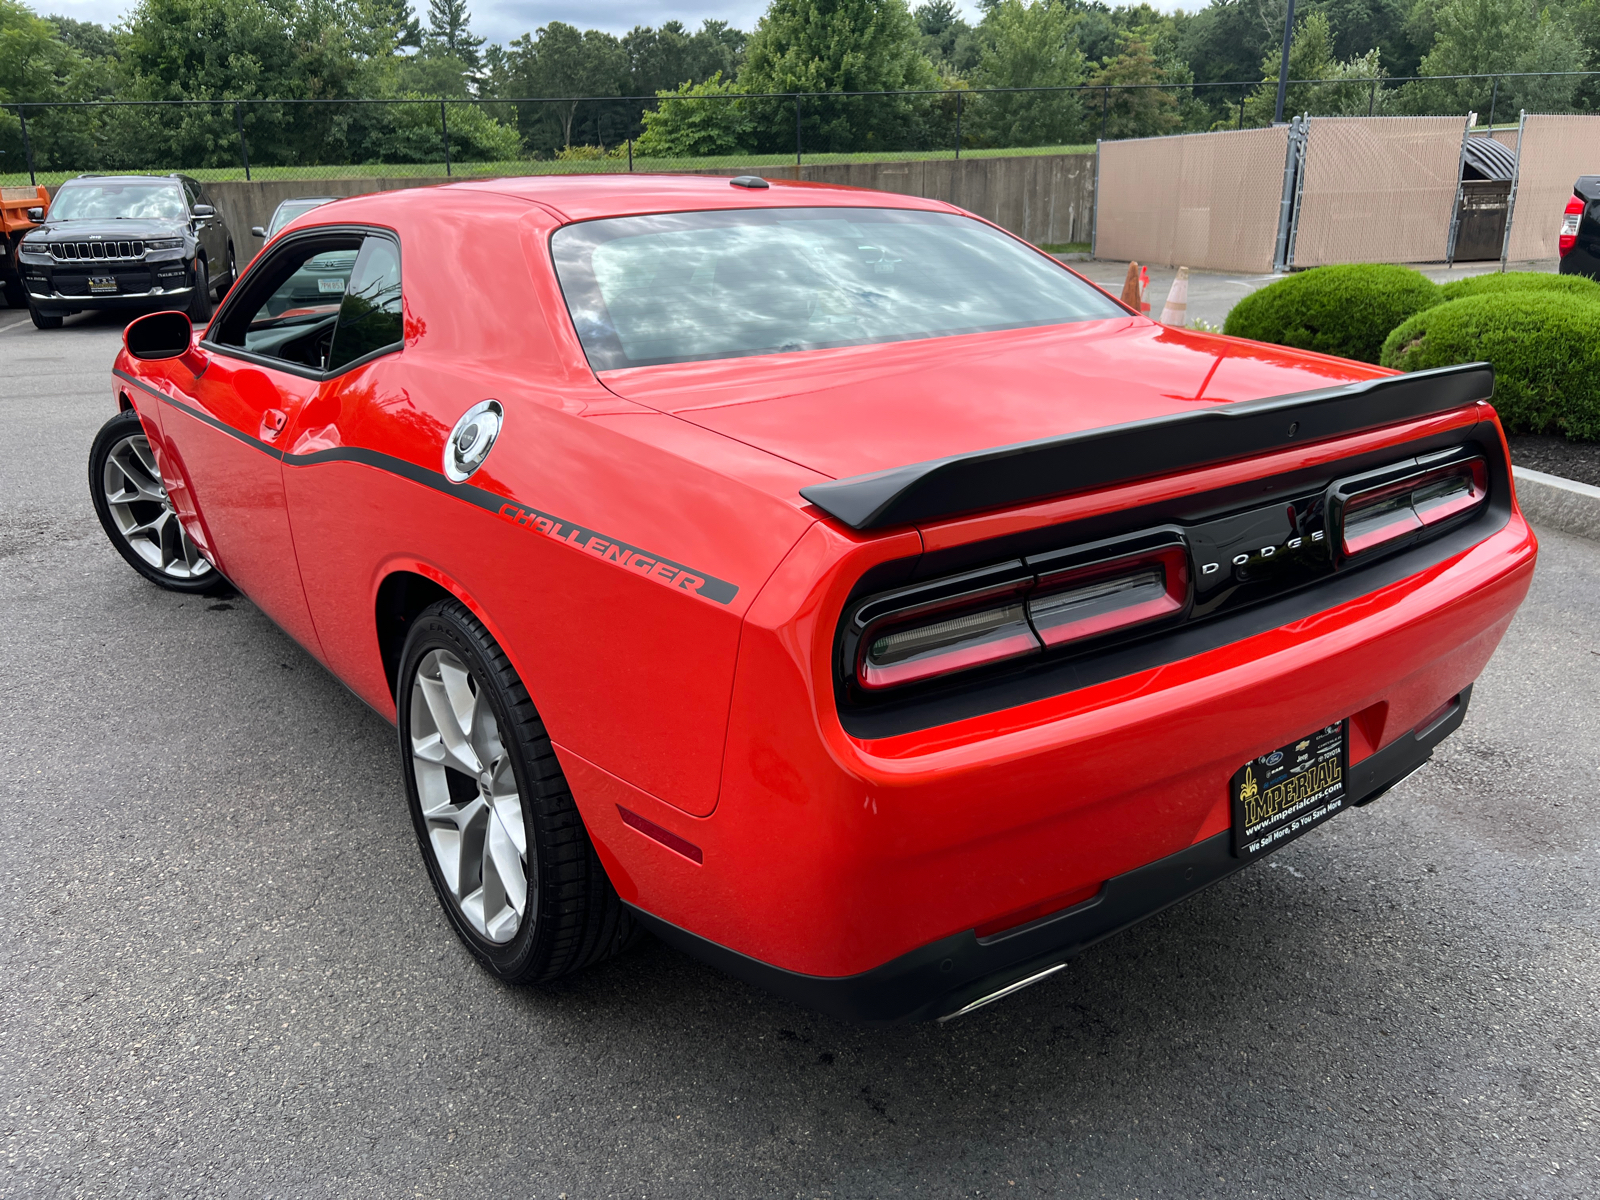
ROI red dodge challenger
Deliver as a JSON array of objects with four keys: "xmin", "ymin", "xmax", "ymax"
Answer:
[{"xmin": 93, "ymin": 175, "xmax": 1536, "ymax": 1023}]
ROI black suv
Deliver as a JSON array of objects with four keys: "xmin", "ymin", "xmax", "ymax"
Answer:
[
  {"xmin": 14, "ymin": 173, "xmax": 236, "ymax": 330},
  {"xmin": 1558, "ymin": 175, "xmax": 1600, "ymax": 280}
]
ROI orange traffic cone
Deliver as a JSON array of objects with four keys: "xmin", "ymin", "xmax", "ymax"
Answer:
[
  {"xmin": 1139, "ymin": 265, "xmax": 1150, "ymax": 315},
  {"xmin": 1160, "ymin": 267, "xmax": 1189, "ymax": 325},
  {"xmin": 1120, "ymin": 262, "xmax": 1141, "ymax": 310}
]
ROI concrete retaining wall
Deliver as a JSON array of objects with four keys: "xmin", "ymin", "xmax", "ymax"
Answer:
[{"xmin": 208, "ymin": 152, "xmax": 1098, "ymax": 267}]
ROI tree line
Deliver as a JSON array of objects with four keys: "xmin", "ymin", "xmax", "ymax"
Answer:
[{"xmin": 1, "ymin": 0, "xmax": 1595, "ymax": 172}]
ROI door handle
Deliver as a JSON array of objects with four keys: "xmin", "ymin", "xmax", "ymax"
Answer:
[{"xmin": 260, "ymin": 408, "xmax": 287, "ymax": 440}]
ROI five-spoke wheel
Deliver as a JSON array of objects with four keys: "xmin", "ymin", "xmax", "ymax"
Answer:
[
  {"xmin": 397, "ymin": 600, "xmax": 637, "ymax": 982},
  {"xmin": 89, "ymin": 409, "xmax": 222, "ymax": 593},
  {"xmin": 410, "ymin": 646, "xmax": 530, "ymax": 943}
]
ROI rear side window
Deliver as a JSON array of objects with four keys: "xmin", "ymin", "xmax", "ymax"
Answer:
[
  {"xmin": 326, "ymin": 236, "xmax": 403, "ymax": 371},
  {"xmin": 552, "ymin": 207, "xmax": 1124, "ymax": 370}
]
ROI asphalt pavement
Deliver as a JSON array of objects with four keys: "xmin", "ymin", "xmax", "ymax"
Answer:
[{"xmin": 2, "ymin": 305, "xmax": 1597, "ymax": 1199}]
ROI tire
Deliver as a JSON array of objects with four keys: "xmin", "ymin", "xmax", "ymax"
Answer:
[
  {"xmin": 216, "ymin": 242, "xmax": 236, "ymax": 296},
  {"xmin": 29, "ymin": 303, "xmax": 63, "ymax": 330},
  {"xmin": 186, "ymin": 257, "xmax": 211, "ymax": 322},
  {"xmin": 89, "ymin": 410, "xmax": 224, "ymax": 594},
  {"xmin": 398, "ymin": 599, "xmax": 638, "ymax": 983},
  {"xmin": 2, "ymin": 274, "xmax": 24, "ymax": 310}
]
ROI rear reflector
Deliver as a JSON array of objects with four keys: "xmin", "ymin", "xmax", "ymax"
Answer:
[
  {"xmin": 1339, "ymin": 458, "xmax": 1487, "ymax": 558},
  {"xmin": 617, "ymin": 805, "xmax": 703, "ymax": 864},
  {"xmin": 1561, "ymin": 195, "xmax": 1583, "ymax": 258}
]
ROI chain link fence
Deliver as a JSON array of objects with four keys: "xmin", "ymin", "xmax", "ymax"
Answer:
[{"xmin": 4, "ymin": 72, "xmax": 1599, "ymax": 187}]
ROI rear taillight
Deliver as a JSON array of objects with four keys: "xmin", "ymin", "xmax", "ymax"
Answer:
[
  {"xmin": 858, "ymin": 581, "xmax": 1038, "ymax": 690},
  {"xmin": 1029, "ymin": 545, "xmax": 1189, "ymax": 649},
  {"xmin": 1560, "ymin": 195, "xmax": 1583, "ymax": 257},
  {"xmin": 1337, "ymin": 458, "xmax": 1488, "ymax": 558},
  {"xmin": 855, "ymin": 542, "xmax": 1190, "ymax": 691}
]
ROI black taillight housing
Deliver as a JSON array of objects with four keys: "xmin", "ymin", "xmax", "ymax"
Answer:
[{"xmin": 1329, "ymin": 450, "xmax": 1489, "ymax": 562}]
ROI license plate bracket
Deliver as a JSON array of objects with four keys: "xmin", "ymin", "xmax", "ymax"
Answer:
[
  {"xmin": 1230, "ymin": 721, "xmax": 1348, "ymax": 858},
  {"xmin": 88, "ymin": 275, "xmax": 117, "ymax": 294}
]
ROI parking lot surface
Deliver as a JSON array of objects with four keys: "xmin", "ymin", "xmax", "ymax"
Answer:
[{"xmin": 2, "ymin": 306, "xmax": 1597, "ymax": 1199}]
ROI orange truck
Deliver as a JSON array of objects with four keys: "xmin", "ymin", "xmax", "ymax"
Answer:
[{"xmin": 2, "ymin": 185, "xmax": 50, "ymax": 310}]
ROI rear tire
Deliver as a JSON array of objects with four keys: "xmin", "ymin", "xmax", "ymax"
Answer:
[
  {"xmin": 186, "ymin": 258, "xmax": 211, "ymax": 322},
  {"xmin": 89, "ymin": 409, "xmax": 224, "ymax": 594},
  {"xmin": 29, "ymin": 303, "xmax": 63, "ymax": 329},
  {"xmin": 398, "ymin": 600, "xmax": 638, "ymax": 983}
]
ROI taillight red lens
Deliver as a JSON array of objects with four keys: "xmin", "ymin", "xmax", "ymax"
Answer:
[
  {"xmin": 1028, "ymin": 545, "xmax": 1189, "ymax": 649},
  {"xmin": 856, "ymin": 544, "xmax": 1192, "ymax": 691},
  {"xmin": 1340, "ymin": 459, "xmax": 1487, "ymax": 557},
  {"xmin": 858, "ymin": 588, "xmax": 1039, "ymax": 690},
  {"xmin": 1561, "ymin": 195, "xmax": 1583, "ymax": 257}
]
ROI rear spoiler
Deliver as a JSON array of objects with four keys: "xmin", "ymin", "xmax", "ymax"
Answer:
[{"xmin": 798, "ymin": 363, "xmax": 1494, "ymax": 531}]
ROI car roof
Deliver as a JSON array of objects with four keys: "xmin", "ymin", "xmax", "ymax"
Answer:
[
  {"xmin": 65, "ymin": 174, "xmax": 186, "ymax": 184},
  {"xmin": 440, "ymin": 173, "xmax": 958, "ymax": 223}
]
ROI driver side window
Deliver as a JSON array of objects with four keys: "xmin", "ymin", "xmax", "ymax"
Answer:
[{"xmin": 209, "ymin": 234, "xmax": 363, "ymax": 373}]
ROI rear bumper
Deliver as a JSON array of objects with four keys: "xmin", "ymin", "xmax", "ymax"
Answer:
[{"xmin": 634, "ymin": 685, "xmax": 1472, "ymax": 1025}]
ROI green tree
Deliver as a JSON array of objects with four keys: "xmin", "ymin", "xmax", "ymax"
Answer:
[
  {"xmin": 425, "ymin": 0, "xmax": 482, "ymax": 70},
  {"xmin": 913, "ymin": 0, "xmax": 972, "ymax": 68},
  {"xmin": 738, "ymin": 0, "xmax": 942, "ymax": 152},
  {"xmin": 1087, "ymin": 34, "xmax": 1180, "ymax": 138},
  {"xmin": 495, "ymin": 21, "xmax": 627, "ymax": 150},
  {"xmin": 966, "ymin": 0, "xmax": 1086, "ymax": 147},
  {"xmin": 1, "ymin": 0, "xmax": 110, "ymax": 175},
  {"xmin": 635, "ymin": 72, "xmax": 753, "ymax": 156},
  {"xmin": 1243, "ymin": 11, "xmax": 1387, "ymax": 122},
  {"xmin": 1405, "ymin": 0, "xmax": 1584, "ymax": 115}
]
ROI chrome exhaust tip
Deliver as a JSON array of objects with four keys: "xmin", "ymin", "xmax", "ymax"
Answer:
[{"xmin": 937, "ymin": 962, "xmax": 1066, "ymax": 1023}]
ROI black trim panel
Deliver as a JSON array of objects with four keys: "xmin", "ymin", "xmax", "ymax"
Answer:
[
  {"xmin": 631, "ymin": 686, "xmax": 1471, "ymax": 1025},
  {"xmin": 113, "ymin": 368, "xmax": 741, "ymax": 606},
  {"xmin": 799, "ymin": 363, "xmax": 1494, "ymax": 530}
]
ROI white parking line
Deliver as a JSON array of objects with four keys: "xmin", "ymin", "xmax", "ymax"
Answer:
[{"xmin": 0, "ymin": 314, "xmax": 31, "ymax": 335}]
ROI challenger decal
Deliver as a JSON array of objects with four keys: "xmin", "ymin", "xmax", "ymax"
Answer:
[{"xmin": 496, "ymin": 502, "xmax": 739, "ymax": 605}]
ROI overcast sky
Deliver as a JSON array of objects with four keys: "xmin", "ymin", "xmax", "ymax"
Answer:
[{"xmin": 43, "ymin": 0, "xmax": 1186, "ymax": 47}]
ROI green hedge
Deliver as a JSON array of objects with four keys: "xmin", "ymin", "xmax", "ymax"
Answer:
[
  {"xmin": 1222, "ymin": 264, "xmax": 1441, "ymax": 364},
  {"xmin": 1380, "ymin": 293, "xmax": 1600, "ymax": 439},
  {"xmin": 1437, "ymin": 271, "xmax": 1600, "ymax": 304}
]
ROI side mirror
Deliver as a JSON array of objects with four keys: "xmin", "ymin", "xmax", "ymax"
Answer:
[
  {"xmin": 125, "ymin": 310, "xmax": 208, "ymax": 375},
  {"xmin": 250, "ymin": 226, "xmax": 266, "ymax": 238},
  {"xmin": 26, "ymin": 207, "xmax": 44, "ymax": 222},
  {"xmin": 192, "ymin": 204, "xmax": 215, "ymax": 219}
]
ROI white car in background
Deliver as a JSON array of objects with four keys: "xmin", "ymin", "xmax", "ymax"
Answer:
[{"xmin": 251, "ymin": 196, "xmax": 336, "ymax": 241}]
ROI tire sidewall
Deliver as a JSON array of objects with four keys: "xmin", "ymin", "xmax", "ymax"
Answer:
[
  {"xmin": 88, "ymin": 409, "xmax": 221, "ymax": 594},
  {"xmin": 397, "ymin": 603, "xmax": 544, "ymax": 979}
]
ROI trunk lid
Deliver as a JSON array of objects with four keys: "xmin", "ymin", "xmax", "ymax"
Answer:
[{"xmin": 598, "ymin": 320, "xmax": 1391, "ymax": 483}]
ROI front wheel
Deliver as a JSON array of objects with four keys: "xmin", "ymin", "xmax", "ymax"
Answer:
[
  {"xmin": 186, "ymin": 258, "xmax": 211, "ymax": 323},
  {"xmin": 29, "ymin": 303, "xmax": 63, "ymax": 329},
  {"xmin": 89, "ymin": 410, "xmax": 222, "ymax": 593},
  {"xmin": 216, "ymin": 242, "xmax": 237, "ymax": 296},
  {"xmin": 398, "ymin": 600, "xmax": 638, "ymax": 983}
]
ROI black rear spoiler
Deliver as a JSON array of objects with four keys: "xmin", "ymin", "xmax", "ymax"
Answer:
[{"xmin": 798, "ymin": 363, "xmax": 1494, "ymax": 531}]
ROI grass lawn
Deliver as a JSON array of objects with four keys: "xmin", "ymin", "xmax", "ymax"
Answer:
[{"xmin": 1, "ymin": 143, "xmax": 1097, "ymax": 188}]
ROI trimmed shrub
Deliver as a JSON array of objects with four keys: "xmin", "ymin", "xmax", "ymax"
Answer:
[
  {"xmin": 1380, "ymin": 292, "xmax": 1600, "ymax": 439},
  {"xmin": 1436, "ymin": 270, "xmax": 1600, "ymax": 304},
  {"xmin": 1222, "ymin": 264, "xmax": 1441, "ymax": 364}
]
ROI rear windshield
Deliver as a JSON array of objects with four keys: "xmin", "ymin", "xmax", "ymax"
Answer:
[{"xmin": 551, "ymin": 207, "xmax": 1124, "ymax": 370}]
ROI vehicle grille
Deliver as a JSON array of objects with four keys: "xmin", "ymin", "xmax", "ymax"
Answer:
[{"xmin": 50, "ymin": 240, "xmax": 146, "ymax": 262}]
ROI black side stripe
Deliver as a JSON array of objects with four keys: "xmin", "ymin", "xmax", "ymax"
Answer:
[{"xmin": 114, "ymin": 368, "xmax": 740, "ymax": 605}]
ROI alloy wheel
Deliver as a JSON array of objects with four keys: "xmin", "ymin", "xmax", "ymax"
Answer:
[
  {"xmin": 101, "ymin": 433, "xmax": 212, "ymax": 581},
  {"xmin": 409, "ymin": 647, "xmax": 531, "ymax": 944}
]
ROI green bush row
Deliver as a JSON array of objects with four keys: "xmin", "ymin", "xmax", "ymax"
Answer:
[{"xmin": 1222, "ymin": 264, "xmax": 1600, "ymax": 441}]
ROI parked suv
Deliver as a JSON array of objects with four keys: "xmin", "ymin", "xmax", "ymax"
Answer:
[
  {"xmin": 1558, "ymin": 175, "xmax": 1600, "ymax": 279},
  {"xmin": 14, "ymin": 174, "xmax": 235, "ymax": 329}
]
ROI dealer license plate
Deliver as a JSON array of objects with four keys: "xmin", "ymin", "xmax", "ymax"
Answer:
[
  {"xmin": 1230, "ymin": 721, "xmax": 1348, "ymax": 858},
  {"xmin": 88, "ymin": 275, "xmax": 117, "ymax": 294}
]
